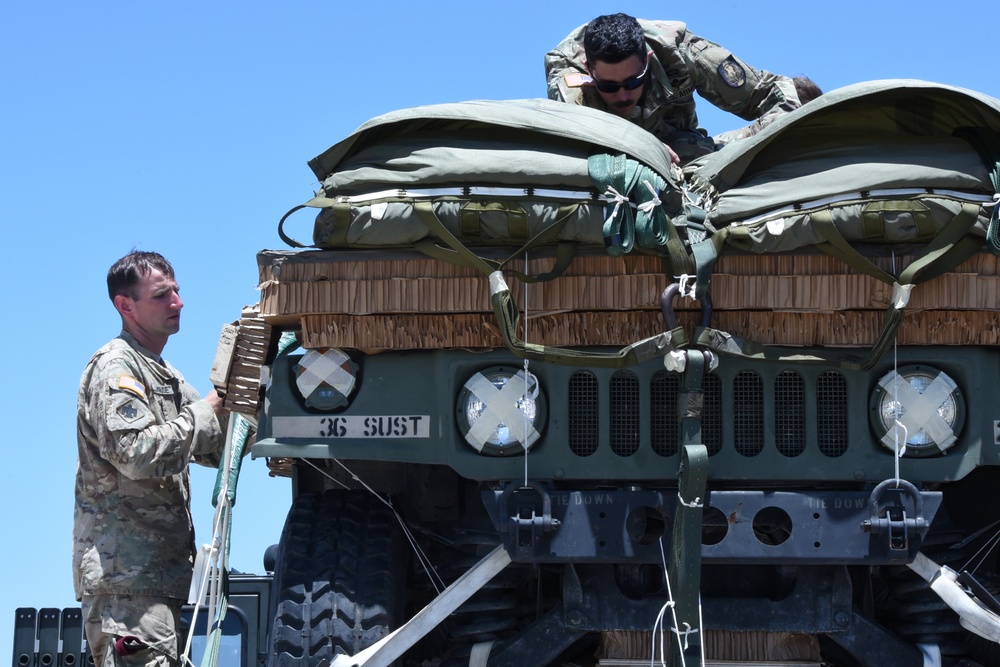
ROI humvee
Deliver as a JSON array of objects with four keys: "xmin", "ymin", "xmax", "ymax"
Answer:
[
  {"xmin": 16, "ymin": 80, "xmax": 1000, "ymax": 667},
  {"xmin": 246, "ymin": 82, "xmax": 1000, "ymax": 666}
]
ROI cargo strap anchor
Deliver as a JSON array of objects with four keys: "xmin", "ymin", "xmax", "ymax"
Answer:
[
  {"xmin": 661, "ymin": 284, "xmax": 716, "ymax": 375},
  {"xmin": 863, "ymin": 479, "xmax": 930, "ymax": 557},
  {"xmin": 660, "ymin": 349, "xmax": 711, "ymax": 666},
  {"xmin": 505, "ymin": 482, "xmax": 561, "ymax": 559},
  {"xmin": 666, "ymin": 443, "xmax": 709, "ymax": 667},
  {"xmin": 660, "ymin": 282, "xmax": 713, "ymax": 331}
]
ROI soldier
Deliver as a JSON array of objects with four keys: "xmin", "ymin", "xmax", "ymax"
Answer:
[
  {"xmin": 714, "ymin": 75, "xmax": 823, "ymax": 147},
  {"xmin": 545, "ymin": 13, "xmax": 802, "ymax": 163},
  {"xmin": 74, "ymin": 250, "xmax": 227, "ymax": 666}
]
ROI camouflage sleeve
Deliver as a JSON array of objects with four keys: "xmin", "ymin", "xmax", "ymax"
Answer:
[
  {"xmin": 679, "ymin": 28, "xmax": 801, "ymax": 125},
  {"xmin": 90, "ymin": 358, "xmax": 224, "ymax": 480},
  {"xmin": 544, "ymin": 25, "xmax": 589, "ymax": 104},
  {"xmin": 179, "ymin": 375, "xmax": 227, "ymax": 469}
]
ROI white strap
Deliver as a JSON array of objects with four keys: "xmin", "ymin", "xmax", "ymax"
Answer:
[{"xmin": 468, "ymin": 640, "xmax": 496, "ymax": 667}]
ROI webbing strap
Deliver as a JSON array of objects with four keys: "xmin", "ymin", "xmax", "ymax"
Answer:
[
  {"xmin": 588, "ymin": 152, "xmax": 689, "ymax": 266},
  {"xmin": 489, "ymin": 272, "xmax": 689, "ymax": 367},
  {"xmin": 460, "ymin": 200, "xmax": 529, "ymax": 240},
  {"xmin": 199, "ymin": 414, "xmax": 253, "ymax": 667},
  {"xmin": 813, "ymin": 201, "xmax": 982, "ymax": 288},
  {"xmin": 695, "ymin": 200, "xmax": 984, "ymax": 371},
  {"xmin": 985, "ymin": 166, "xmax": 1000, "ymax": 256},
  {"xmin": 952, "ymin": 126, "xmax": 1000, "ymax": 256},
  {"xmin": 689, "ymin": 235, "xmax": 723, "ymax": 300},
  {"xmin": 860, "ymin": 200, "xmax": 937, "ymax": 241},
  {"xmin": 692, "ymin": 326, "xmax": 873, "ymax": 372},
  {"xmin": 667, "ymin": 442, "xmax": 708, "ymax": 666},
  {"xmin": 988, "ymin": 195, "xmax": 1000, "ymax": 255},
  {"xmin": 277, "ymin": 204, "xmax": 310, "ymax": 248},
  {"xmin": 413, "ymin": 201, "xmax": 687, "ymax": 367},
  {"xmin": 277, "ymin": 196, "xmax": 346, "ymax": 249},
  {"xmin": 414, "ymin": 202, "xmax": 582, "ymax": 283}
]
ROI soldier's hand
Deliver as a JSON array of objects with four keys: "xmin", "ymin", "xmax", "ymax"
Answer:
[
  {"xmin": 206, "ymin": 388, "xmax": 226, "ymax": 416},
  {"xmin": 663, "ymin": 143, "xmax": 680, "ymax": 164}
]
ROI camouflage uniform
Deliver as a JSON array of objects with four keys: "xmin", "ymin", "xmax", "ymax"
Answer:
[
  {"xmin": 544, "ymin": 19, "xmax": 801, "ymax": 162},
  {"xmin": 74, "ymin": 330, "xmax": 224, "ymax": 665}
]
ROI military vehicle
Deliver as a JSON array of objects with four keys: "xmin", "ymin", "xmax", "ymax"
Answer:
[
  {"xmin": 240, "ymin": 80, "xmax": 1000, "ymax": 667},
  {"xmin": 15, "ymin": 80, "xmax": 1000, "ymax": 667}
]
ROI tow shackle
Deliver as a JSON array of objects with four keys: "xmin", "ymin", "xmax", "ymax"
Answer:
[{"xmin": 660, "ymin": 282, "xmax": 713, "ymax": 330}]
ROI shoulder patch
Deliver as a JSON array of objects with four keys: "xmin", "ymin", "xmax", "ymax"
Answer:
[
  {"xmin": 118, "ymin": 375, "xmax": 147, "ymax": 399},
  {"xmin": 717, "ymin": 56, "xmax": 746, "ymax": 88},
  {"xmin": 116, "ymin": 399, "xmax": 143, "ymax": 423},
  {"xmin": 563, "ymin": 72, "xmax": 593, "ymax": 88}
]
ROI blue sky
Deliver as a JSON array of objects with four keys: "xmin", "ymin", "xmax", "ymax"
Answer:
[{"xmin": 2, "ymin": 0, "xmax": 998, "ymax": 662}]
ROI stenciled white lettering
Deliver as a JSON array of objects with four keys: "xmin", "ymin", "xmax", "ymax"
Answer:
[{"xmin": 270, "ymin": 415, "xmax": 430, "ymax": 439}]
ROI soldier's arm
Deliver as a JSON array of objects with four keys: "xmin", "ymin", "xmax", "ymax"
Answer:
[
  {"xmin": 680, "ymin": 29, "xmax": 801, "ymax": 124},
  {"xmin": 90, "ymin": 358, "xmax": 223, "ymax": 480},
  {"xmin": 543, "ymin": 26, "xmax": 589, "ymax": 104}
]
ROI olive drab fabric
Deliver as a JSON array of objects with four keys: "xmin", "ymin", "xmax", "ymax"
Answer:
[
  {"xmin": 278, "ymin": 80, "xmax": 1000, "ymax": 368},
  {"xmin": 683, "ymin": 79, "xmax": 1000, "ymax": 247},
  {"xmin": 544, "ymin": 19, "xmax": 801, "ymax": 163},
  {"xmin": 74, "ymin": 330, "xmax": 225, "ymax": 601},
  {"xmin": 679, "ymin": 79, "xmax": 1000, "ymax": 369},
  {"xmin": 281, "ymin": 99, "xmax": 682, "ymax": 251},
  {"xmin": 307, "ymin": 98, "xmax": 677, "ymax": 190}
]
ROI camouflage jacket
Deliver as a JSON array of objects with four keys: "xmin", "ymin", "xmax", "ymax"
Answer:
[
  {"xmin": 73, "ymin": 330, "xmax": 224, "ymax": 600},
  {"xmin": 544, "ymin": 19, "xmax": 801, "ymax": 162}
]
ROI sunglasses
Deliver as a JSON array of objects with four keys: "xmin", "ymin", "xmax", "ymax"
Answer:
[{"xmin": 589, "ymin": 55, "xmax": 650, "ymax": 94}]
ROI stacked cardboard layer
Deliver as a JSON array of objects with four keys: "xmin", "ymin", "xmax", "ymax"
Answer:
[
  {"xmin": 210, "ymin": 307, "xmax": 273, "ymax": 416},
  {"xmin": 255, "ymin": 249, "xmax": 1000, "ymax": 350}
]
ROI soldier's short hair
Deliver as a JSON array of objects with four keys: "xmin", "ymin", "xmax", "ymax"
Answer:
[
  {"xmin": 584, "ymin": 13, "xmax": 645, "ymax": 65},
  {"xmin": 107, "ymin": 251, "xmax": 175, "ymax": 301}
]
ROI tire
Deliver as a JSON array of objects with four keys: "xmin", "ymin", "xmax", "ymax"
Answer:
[{"xmin": 267, "ymin": 490, "xmax": 408, "ymax": 666}]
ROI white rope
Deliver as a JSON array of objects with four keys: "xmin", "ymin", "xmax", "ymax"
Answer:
[
  {"xmin": 637, "ymin": 180, "xmax": 663, "ymax": 214},
  {"xmin": 181, "ymin": 416, "xmax": 239, "ymax": 666},
  {"xmin": 650, "ymin": 538, "xmax": 704, "ymax": 666},
  {"xmin": 676, "ymin": 274, "xmax": 697, "ymax": 299},
  {"xmin": 602, "ymin": 185, "xmax": 629, "ymax": 221},
  {"xmin": 677, "ymin": 493, "xmax": 703, "ymax": 509},
  {"xmin": 523, "ymin": 249, "xmax": 531, "ymax": 487},
  {"xmin": 962, "ymin": 522, "xmax": 1000, "ymax": 574}
]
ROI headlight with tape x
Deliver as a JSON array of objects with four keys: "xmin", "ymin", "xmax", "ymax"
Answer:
[
  {"xmin": 871, "ymin": 366, "xmax": 964, "ymax": 457},
  {"xmin": 293, "ymin": 348, "xmax": 359, "ymax": 411},
  {"xmin": 457, "ymin": 367, "xmax": 544, "ymax": 456}
]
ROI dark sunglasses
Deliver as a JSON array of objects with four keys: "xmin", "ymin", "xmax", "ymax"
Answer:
[{"xmin": 589, "ymin": 55, "xmax": 650, "ymax": 94}]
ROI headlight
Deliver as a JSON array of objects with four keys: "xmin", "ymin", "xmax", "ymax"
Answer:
[
  {"xmin": 293, "ymin": 348, "xmax": 358, "ymax": 411},
  {"xmin": 870, "ymin": 366, "xmax": 964, "ymax": 456},
  {"xmin": 457, "ymin": 367, "xmax": 544, "ymax": 455}
]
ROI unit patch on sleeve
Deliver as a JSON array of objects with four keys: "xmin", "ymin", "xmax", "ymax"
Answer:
[
  {"xmin": 717, "ymin": 56, "xmax": 747, "ymax": 88},
  {"xmin": 116, "ymin": 399, "xmax": 141, "ymax": 423}
]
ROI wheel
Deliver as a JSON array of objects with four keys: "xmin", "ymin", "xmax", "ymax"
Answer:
[{"xmin": 267, "ymin": 490, "xmax": 408, "ymax": 666}]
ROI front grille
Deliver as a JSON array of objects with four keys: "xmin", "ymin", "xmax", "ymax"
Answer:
[{"xmin": 567, "ymin": 367, "xmax": 850, "ymax": 459}]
